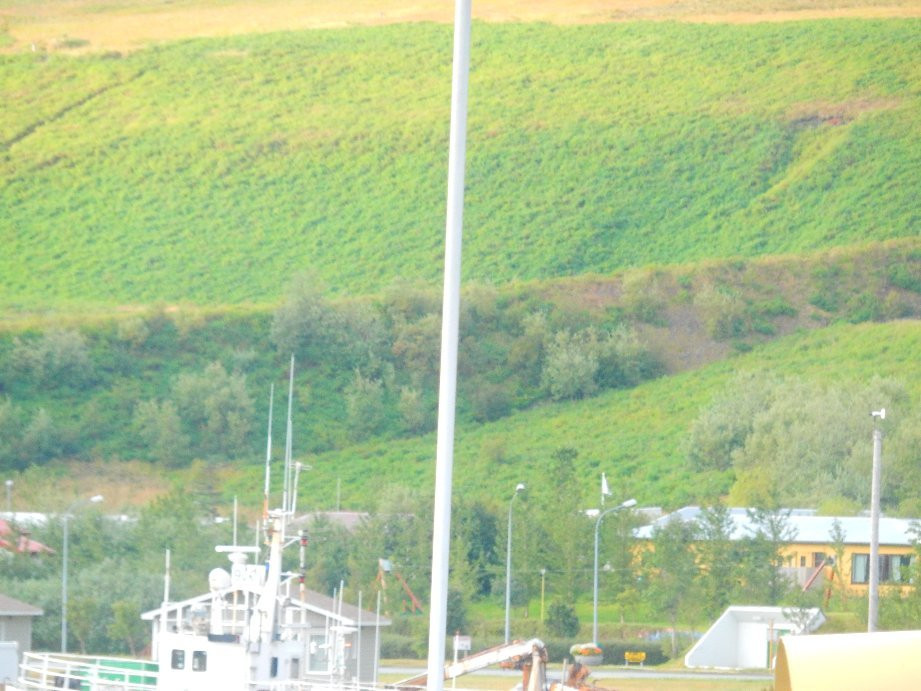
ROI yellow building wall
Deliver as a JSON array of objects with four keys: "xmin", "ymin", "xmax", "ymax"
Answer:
[{"xmin": 780, "ymin": 541, "xmax": 914, "ymax": 593}]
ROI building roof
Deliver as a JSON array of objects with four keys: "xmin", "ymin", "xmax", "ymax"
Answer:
[
  {"xmin": 0, "ymin": 593, "xmax": 43, "ymax": 617},
  {"xmin": 635, "ymin": 506, "xmax": 920, "ymax": 547}
]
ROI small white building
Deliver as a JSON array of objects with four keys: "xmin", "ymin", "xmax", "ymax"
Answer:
[
  {"xmin": 0, "ymin": 593, "xmax": 42, "ymax": 683},
  {"xmin": 685, "ymin": 605, "xmax": 824, "ymax": 670}
]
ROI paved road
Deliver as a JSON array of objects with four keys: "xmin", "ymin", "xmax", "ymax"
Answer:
[{"xmin": 381, "ymin": 665, "xmax": 772, "ymax": 683}]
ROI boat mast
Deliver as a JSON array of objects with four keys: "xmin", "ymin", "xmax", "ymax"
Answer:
[
  {"xmin": 426, "ymin": 0, "xmax": 471, "ymax": 688},
  {"xmin": 283, "ymin": 354, "xmax": 295, "ymax": 514},
  {"xmin": 263, "ymin": 384, "xmax": 274, "ymax": 519}
]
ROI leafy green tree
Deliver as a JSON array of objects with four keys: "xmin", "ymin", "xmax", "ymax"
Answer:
[
  {"xmin": 109, "ymin": 598, "xmax": 148, "ymax": 656},
  {"xmin": 21, "ymin": 407, "xmax": 61, "ymax": 462},
  {"xmin": 685, "ymin": 372, "xmax": 776, "ymax": 472},
  {"xmin": 535, "ymin": 447, "xmax": 590, "ymax": 601},
  {"xmin": 693, "ymin": 284, "xmax": 746, "ymax": 340},
  {"xmin": 344, "ymin": 370, "xmax": 386, "ymax": 441},
  {"xmin": 694, "ymin": 505, "xmax": 738, "ymax": 617},
  {"xmin": 737, "ymin": 508, "xmax": 795, "ymax": 605},
  {"xmin": 542, "ymin": 330, "xmax": 598, "ymax": 400},
  {"xmin": 303, "ymin": 516, "xmax": 353, "ymax": 596},
  {"xmin": 595, "ymin": 325, "xmax": 662, "ymax": 389},
  {"xmin": 0, "ymin": 397, "xmax": 22, "ymax": 469},
  {"xmin": 453, "ymin": 500, "xmax": 500, "ymax": 598},
  {"xmin": 173, "ymin": 361, "xmax": 254, "ymax": 458},
  {"xmin": 643, "ymin": 517, "xmax": 700, "ymax": 657},
  {"xmin": 9, "ymin": 328, "xmax": 94, "ymax": 388},
  {"xmin": 546, "ymin": 600, "xmax": 580, "ymax": 638},
  {"xmin": 507, "ymin": 311, "xmax": 549, "ymax": 387},
  {"xmin": 68, "ymin": 595, "xmax": 100, "ymax": 654},
  {"xmin": 133, "ymin": 399, "xmax": 192, "ymax": 466},
  {"xmin": 397, "ymin": 385, "xmax": 431, "ymax": 434},
  {"xmin": 445, "ymin": 588, "xmax": 468, "ymax": 635},
  {"xmin": 390, "ymin": 313, "xmax": 441, "ymax": 383},
  {"xmin": 270, "ymin": 272, "xmax": 342, "ymax": 360},
  {"xmin": 468, "ymin": 379, "xmax": 512, "ymax": 422}
]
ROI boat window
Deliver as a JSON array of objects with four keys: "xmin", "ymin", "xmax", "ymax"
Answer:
[
  {"xmin": 171, "ymin": 650, "xmax": 185, "ymax": 670},
  {"xmin": 192, "ymin": 651, "xmax": 207, "ymax": 671}
]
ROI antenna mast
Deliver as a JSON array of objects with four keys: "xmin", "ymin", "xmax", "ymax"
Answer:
[
  {"xmin": 263, "ymin": 384, "xmax": 274, "ymax": 519},
  {"xmin": 283, "ymin": 355, "xmax": 295, "ymax": 514}
]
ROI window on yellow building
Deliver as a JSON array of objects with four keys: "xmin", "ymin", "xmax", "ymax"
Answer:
[{"xmin": 851, "ymin": 554, "xmax": 912, "ymax": 584}]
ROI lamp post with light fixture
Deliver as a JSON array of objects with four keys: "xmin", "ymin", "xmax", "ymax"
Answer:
[
  {"xmin": 504, "ymin": 483, "xmax": 525, "ymax": 643},
  {"xmin": 61, "ymin": 494, "xmax": 103, "ymax": 653},
  {"xmin": 589, "ymin": 498, "xmax": 637, "ymax": 644}
]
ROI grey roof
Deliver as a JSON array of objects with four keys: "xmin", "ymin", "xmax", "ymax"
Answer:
[
  {"xmin": 635, "ymin": 507, "xmax": 920, "ymax": 547},
  {"xmin": 0, "ymin": 593, "xmax": 43, "ymax": 617}
]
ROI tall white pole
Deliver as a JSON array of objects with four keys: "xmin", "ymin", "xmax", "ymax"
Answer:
[
  {"xmin": 60, "ymin": 495, "xmax": 103, "ymax": 653},
  {"xmin": 868, "ymin": 409, "xmax": 884, "ymax": 632},
  {"xmin": 61, "ymin": 514, "xmax": 69, "ymax": 653},
  {"xmin": 264, "ymin": 384, "xmax": 274, "ymax": 518},
  {"xmin": 374, "ymin": 590, "xmax": 382, "ymax": 686},
  {"xmin": 592, "ymin": 499, "xmax": 637, "ymax": 645},
  {"xmin": 426, "ymin": 0, "xmax": 471, "ymax": 687},
  {"xmin": 504, "ymin": 484, "xmax": 524, "ymax": 643}
]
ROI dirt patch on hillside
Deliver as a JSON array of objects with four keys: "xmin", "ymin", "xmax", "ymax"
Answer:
[{"xmin": 3, "ymin": 0, "xmax": 920, "ymax": 53}]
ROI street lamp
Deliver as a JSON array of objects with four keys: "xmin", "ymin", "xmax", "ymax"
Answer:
[
  {"xmin": 61, "ymin": 494, "xmax": 103, "ymax": 653},
  {"xmin": 504, "ymin": 483, "xmax": 525, "ymax": 643},
  {"xmin": 591, "ymin": 498, "xmax": 637, "ymax": 645}
]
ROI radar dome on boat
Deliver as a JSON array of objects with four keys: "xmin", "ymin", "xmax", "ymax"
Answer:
[{"xmin": 209, "ymin": 567, "xmax": 232, "ymax": 591}]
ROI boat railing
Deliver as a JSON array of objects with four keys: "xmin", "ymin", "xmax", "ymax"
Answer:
[{"xmin": 18, "ymin": 651, "xmax": 158, "ymax": 691}]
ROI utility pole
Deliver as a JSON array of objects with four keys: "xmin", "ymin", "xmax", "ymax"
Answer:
[{"xmin": 868, "ymin": 408, "xmax": 885, "ymax": 632}]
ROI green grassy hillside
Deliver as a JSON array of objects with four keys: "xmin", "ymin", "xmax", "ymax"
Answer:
[
  {"xmin": 2, "ymin": 19, "xmax": 919, "ymax": 309},
  {"xmin": 230, "ymin": 318, "xmax": 921, "ymax": 512}
]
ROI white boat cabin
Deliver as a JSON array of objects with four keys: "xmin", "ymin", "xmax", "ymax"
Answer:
[{"xmin": 141, "ymin": 545, "xmax": 389, "ymax": 690}]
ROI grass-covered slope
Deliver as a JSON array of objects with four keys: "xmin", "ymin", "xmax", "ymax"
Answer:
[
  {"xmin": 219, "ymin": 317, "xmax": 921, "ymax": 512},
  {"xmin": 2, "ymin": 19, "xmax": 919, "ymax": 309}
]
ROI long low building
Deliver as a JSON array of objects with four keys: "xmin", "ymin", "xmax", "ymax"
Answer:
[{"xmin": 634, "ymin": 506, "xmax": 919, "ymax": 592}]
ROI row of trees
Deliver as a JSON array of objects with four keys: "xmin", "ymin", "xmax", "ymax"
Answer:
[
  {"xmin": 686, "ymin": 374, "xmax": 921, "ymax": 514},
  {"xmin": 7, "ymin": 475, "xmax": 921, "ymax": 659},
  {"xmin": 0, "ymin": 275, "xmax": 662, "ymax": 470}
]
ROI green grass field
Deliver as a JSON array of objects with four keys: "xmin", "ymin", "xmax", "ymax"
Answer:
[{"xmin": 2, "ymin": 18, "xmax": 920, "ymax": 311}]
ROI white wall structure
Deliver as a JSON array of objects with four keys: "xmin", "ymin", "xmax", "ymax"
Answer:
[{"xmin": 685, "ymin": 606, "xmax": 824, "ymax": 670}]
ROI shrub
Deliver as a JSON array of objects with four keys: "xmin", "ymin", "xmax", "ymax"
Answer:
[
  {"xmin": 542, "ymin": 330, "xmax": 598, "ymax": 400},
  {"xmin": 694, "ymin": 285, "xmax": 746, "ymax": 340},
  {"xmin": 345, "ymin": 370, "xmax": 386, "ymax": 441},
  {"xmin": 379, "ymin": 632, "xmax": 417, "ymax": 659},
  {"xmin": 545, "ymin": 601, "xmax": 580, "ymax": 638},
  {"xmin": 468, "ymin": 380, "xmax": 512, "ymax": 422}
]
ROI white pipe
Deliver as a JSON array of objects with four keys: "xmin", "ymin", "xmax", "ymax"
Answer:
[{"xmin": 426, "ymin": 0, "xmax": 471, "ymax": 688}]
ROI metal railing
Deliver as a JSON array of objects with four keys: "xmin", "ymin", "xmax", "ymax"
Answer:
[{"xmin": 18, "ymin": 652, "xmax": 159, "ymax": 691}]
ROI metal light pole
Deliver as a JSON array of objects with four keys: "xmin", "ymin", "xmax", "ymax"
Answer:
[
  {"xmin": 540, "ymin": 568, "xmax": 547, "ymax": 623},
  {"xmin": 504, "ymin": 483, "xmax": 525, "ymax": 643},
  {"xmin": 425, "ymin": 0, "xmax": 472, "ymax": 686},
  {"xmin": 61, "ymin": 494, "xmax": 103, "ymax": 653},
  {"xmin": 591, "ymin": 498, "xmax": 637, "ymax": 644},
  {"xmin": 868, "ymin": 408, "xmax": 885, "ymax": 632}
]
